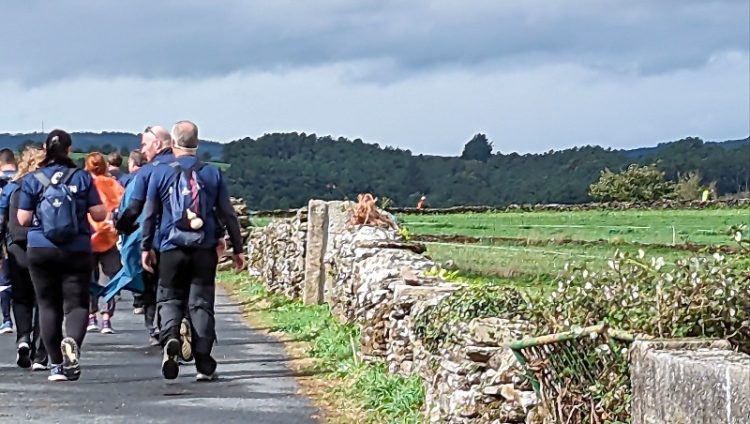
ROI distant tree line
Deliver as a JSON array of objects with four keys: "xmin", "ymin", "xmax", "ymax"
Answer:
[{"xmin": 221, "ymin": 133, "xmax": 750, "ymax": 210}]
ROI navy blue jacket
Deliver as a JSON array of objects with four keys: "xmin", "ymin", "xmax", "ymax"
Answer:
[
  {"xmin": 130, "ymin": 149, "xmax": 175, "ymax": 203},
  {"xmin": 141, "ymin": 155, "xmax": 242, "ymax": 253},
  {"xmin": 114, "ymin": 149, "xmax": 174, "ymax": 236},
  {"xmin": 18, "ymin": 165, "xmax": 102, "ymax": 252},
  {"xmin": 118, "ymin": 173, "xmax": 134, "ymax": 188}
]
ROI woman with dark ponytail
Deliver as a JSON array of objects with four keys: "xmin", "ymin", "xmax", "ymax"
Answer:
[{"xmin": 17, "ymin": 130, "xmax": 107, "ymax": 382}]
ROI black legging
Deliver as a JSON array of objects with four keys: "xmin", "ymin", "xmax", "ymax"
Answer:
[
  {"xmin": 27, "ymin": 248, "xmax": 92, "ymax": 365},
  {"xmin": 8, "ymin": 243, "xmax": 47, "ymax": 363}
]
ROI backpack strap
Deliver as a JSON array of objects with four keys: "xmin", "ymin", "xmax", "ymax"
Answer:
[
  {"xmin": 169, "ymin": 161, "xmax": 206, "ymax": 172},
  {"xmin": 61, "ymin": 168, "xmax": 78, "ymax": 184},
  {"xmin": 33, "ymin": 171, "xmax": 51, "ymax": 188},
  {"xmin": 33, "ymin": 168, "xmax": 77, "ymax": 188}
]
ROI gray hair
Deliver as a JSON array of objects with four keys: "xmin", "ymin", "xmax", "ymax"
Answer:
[{"xmin": 171, "ymin": 120, "xmax": 199, "ymax": 150}]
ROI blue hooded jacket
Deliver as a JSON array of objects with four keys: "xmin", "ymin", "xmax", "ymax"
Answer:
[{"xmin": 101, "ymin": 170, "xmax": 145, "ymax": 301}]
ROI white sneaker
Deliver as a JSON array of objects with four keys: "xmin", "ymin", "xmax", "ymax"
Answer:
[
  {"xmin": 31, "ymin": 362, "xmax": 48, "ymax": 371},
  {"xmin": 196, "ymin": 372, "xmax": 218, "ymax": 382},
  {"xmin": 16, "ymin": 342, "xmax": 31, "ymax": 368},
  {"xmin": 0, "ymin": 321, "xmax": 13, "ymax": 334}
]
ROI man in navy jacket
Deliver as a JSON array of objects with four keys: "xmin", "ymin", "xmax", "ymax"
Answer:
[{"xmin": 141, "ymin": 121, "xmax": 244, "ymax": 381}]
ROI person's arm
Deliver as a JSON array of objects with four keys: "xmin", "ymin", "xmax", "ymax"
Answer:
[
  {"xmin": 115, "ymin": 170, "xmax": 148, "ymax": 233},
  {"xmin": 215, "ymin": 176, "xmax": 243, "ymax": 255},
  {"xmin": 17, "ymin": 177, "xmax": 37, "ymax": 227},
  {"xmin": 0, "ymin": 189, "xmax": 11, "ymax": 242},
  {"xmin": 140, "ymin": 171, "xmax": 161, "ymax": 253},
  {"xmin": 83, "ymin": 173, "xmax": 106, "ymax": 222}
]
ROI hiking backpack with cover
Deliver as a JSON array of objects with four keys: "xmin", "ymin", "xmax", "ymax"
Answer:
[
  {"xmin": 166, "ymin": 161, "xmax": 208, "ymax": 247},
  {"xmin": 33, "ymin": 168, "xmax": 79, "ymax": 244}
]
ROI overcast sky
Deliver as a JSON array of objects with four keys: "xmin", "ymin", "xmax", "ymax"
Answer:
[{"xmin": 1, "ymin": 0, "xmax": 748, "ymax": 155}]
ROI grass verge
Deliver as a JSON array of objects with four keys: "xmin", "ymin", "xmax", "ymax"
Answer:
[{"xmin": 218, "ymin": 271, "xmax": 425, "ymax": 424}]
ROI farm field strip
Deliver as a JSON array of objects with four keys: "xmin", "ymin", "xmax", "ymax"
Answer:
[
  {"xmin": 399, "ymin": 208, "xmax": 749, "ymax": 246},
  {"xmin": 423, "ymin": 239, "xmax": 701, "ymax": 282},
  {"xmin": 423, "ymin": 241, "xmax": 609, "ymax": 260}
]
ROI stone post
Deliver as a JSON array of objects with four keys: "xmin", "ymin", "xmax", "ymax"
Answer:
[
  {"xmin": 323, "ymin": 200, "xmax": 353, "ymax": 303},
  {"xmin": 303, "ymin": 200, "xmax": 328, "ymax": 304},
  {"xmin": 631, "ymin": 340, "xmax": 750, "ymax": 424}
]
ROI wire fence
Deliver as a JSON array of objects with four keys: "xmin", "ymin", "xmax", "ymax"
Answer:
[{"xmin": 510, "ymin": 325, "xmax": 635, "ymax": 423}]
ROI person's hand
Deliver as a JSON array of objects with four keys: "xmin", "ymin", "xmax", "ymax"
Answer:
[
  {"xmin": 141, "ymin": 250, "xmax": 157, "ymax": 273},
  {"xmin": 216, "ymin": 238, "xmax": 227, "ymax": 258},
  {"xmin": 232, "ymin": 253, "xmax": 245, "ymax": 273}
]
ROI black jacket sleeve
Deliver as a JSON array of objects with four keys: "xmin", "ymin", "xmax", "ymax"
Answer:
[
  {"xmin": 216, "ymin": 183, "xmax": 243, "ymax": 254},
  {"xmin": 114, "ymin": 199, "xmax": 145, "ymax": 234},
  {"xmin": 140, "ymin": 198, "xmax": 160, "ymax": 252}
]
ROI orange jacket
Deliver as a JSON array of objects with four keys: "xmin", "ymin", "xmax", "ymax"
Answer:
[{"xmin": 89, "ymin": 175, "xmax": 125, "ymax": 253}]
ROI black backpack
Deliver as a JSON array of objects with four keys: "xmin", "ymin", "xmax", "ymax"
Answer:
[{"xmin": 7, "ymin": 188, "xmax": 28, "ymax": 246}]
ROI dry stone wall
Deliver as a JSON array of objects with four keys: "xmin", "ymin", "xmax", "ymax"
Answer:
[
  {"xmin": 246, "ymin": 200, "xmax": 538, "ymax": 423},
  {"xmin": 246, "ymin": 207, "xmax": 307, "ymax": 299}
]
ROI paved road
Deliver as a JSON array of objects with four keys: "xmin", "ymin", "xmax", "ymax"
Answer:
[{"xmin": 0, "ymin": 290, "xmax": 318, "ymax": 423}]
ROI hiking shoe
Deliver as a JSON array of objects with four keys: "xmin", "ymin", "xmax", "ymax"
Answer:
[
  {"xmin": 133, "ymin": 307, "xmax": 144, "ymax": 315},
  {"xmin": 196, "ymin": 372, "xmax": 218, "ymax": 382},
  {"xmin": 32, "ymin": 362, "xmax": 48, "ymax": 371},
  {"xmin": 179, "ymin": 319, "xmax": 193, "ymax": 362},
  {"xmin": 161, "ymin": 338, "xmax": 180, "ymax": 380},
  {"xmin": 48, "ymin": 364, "xmax": 68, "ymax": 382},
  {"xmin": 16, "ymin": 342, "xmax": 31, "ymax": 369},
  {"xmin": 0, "ymin": 320, "xmax": 13, "ymax": 334},
  {"xmin": 86, "ymin": 315, "xmax": 99, "ymax": 332},
  {"xmin": 60, "ymin": 337, "xmax": 81, "ymax": 381},
  {"xmin": 100, "ymin": 320, "xmax": 115, "ymax": 334}
]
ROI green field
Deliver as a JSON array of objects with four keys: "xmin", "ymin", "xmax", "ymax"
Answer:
[
  {"xmin": 423, "ymin": 240, "xmax": 687, "ymax": 284},
  {"xmin": 399, "ymin": 209, "xmax": 749, "ymax": 246},
  {"xmin": 396, "ymin": 208, "xmax": 749, "ymax": 288}
]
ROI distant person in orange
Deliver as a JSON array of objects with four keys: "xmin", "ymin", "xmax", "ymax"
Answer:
[
  {"xmin": 416, "ymin": 195, "xmax": 428, "ymax": 210},
  {"xmin": 84, "ymin": 153, "xmax": 124, "ymax": 334}
]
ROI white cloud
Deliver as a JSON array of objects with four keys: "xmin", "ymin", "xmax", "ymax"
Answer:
[{"xmin": 1, "ymin": 51, "xmax": 747, "ymax": 154}]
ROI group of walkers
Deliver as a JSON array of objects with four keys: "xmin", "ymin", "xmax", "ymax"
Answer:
[{"xmin": 0, "ymin": 121, "xmax": 245, "ymax": 382}]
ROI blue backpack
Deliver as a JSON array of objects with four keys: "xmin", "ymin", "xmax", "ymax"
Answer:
[
  {"xmin": 33, "ymin": 168, "xmax": 79, "ymax": 244},
  {"xmin": 166, "ymin": 161, "xmax": 208, "ymax": 247}
]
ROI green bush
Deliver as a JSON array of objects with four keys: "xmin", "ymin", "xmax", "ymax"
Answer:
[
  {"xmin": 589, "ymin": 164, "xmax": 675, "ymax": 202},
  {"xmin": 536, "ymin": 243, "xmax": 750, "ymax": 350}
]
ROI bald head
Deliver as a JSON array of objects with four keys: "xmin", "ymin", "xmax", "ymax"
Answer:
[
  {"xmin": 171, "ymin": 121, "xmax": 199, "ymax": 153},
  {"xmin": 140, "ymin": 125, "xmax": 171, "ymax": 161}
]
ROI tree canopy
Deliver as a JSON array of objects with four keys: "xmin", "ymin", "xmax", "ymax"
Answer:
[
  {"xmin": 460, "ymin": 133, "xmax": 493, "ymax": 162},
  {"xmin": 223, "ymin": 133, "xmax": 749, "ymax": 210}
]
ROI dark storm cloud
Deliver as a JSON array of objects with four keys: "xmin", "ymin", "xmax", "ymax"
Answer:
[{"xmin": 1, "ymin": 0, "xmax": 748, "ymax": 84}]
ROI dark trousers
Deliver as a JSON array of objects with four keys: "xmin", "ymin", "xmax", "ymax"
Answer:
[
  {"xmin": 0, "ymin": 289, "xmax": 10, "ymax": 322},
  {"xmin": 142, "ymin": 252, "xmax": 159, "ymax": 335},
  {"xmin": 8, "ymin": 244, "xmax": 47, "ymax": 364},
  {"xmin": 0, "ymin": 259, "xmax": 10, "ymax": 322},
  {"xmin": 132, "ymin": 293, "xmax": 143, "ymax": 308},
  {"xmin": 28, "ymin": 248, "xmax": 92, "ymax": 365},
  {"xmin": 90, "ymin": 247, "xmax": 121, "ymax": 316},
  {"xmin": 157, "ymin": 248, "xmax": 218, "ymax": 374}
]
